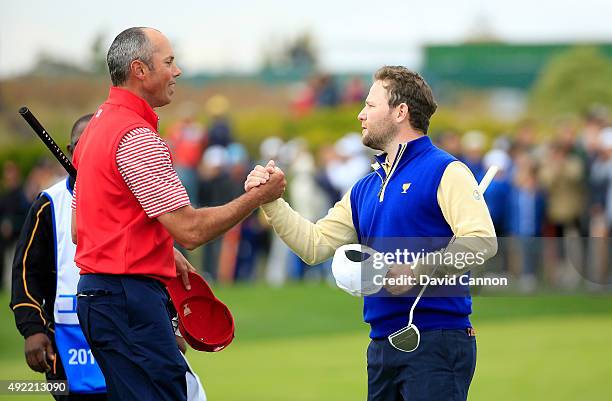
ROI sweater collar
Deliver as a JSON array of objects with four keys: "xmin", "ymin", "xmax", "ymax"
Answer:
[
  {"xmin": 373, "ymin": 135, "xmax": 433, "ymax": 172},
  {"xmin": 106, "ymin": 87, "xmax": 159, "ymax": 130}
]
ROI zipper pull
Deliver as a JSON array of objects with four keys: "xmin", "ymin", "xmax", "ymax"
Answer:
[{"xmin": 378, "ymin": 178, "xmax": 387, "ymax": 202}]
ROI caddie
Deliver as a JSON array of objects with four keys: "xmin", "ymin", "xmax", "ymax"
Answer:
[{"xmin": 10, "ymin": 115, "xmax": 106, "ymax": 401}]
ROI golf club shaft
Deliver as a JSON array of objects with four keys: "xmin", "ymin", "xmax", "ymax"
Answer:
[
  {"xmin": 18, "ymin": 106, "xmax": 77, "ymax": 179},
  {"xmin": 407, "ymin": 165, "xmax": 499, "ymax": 324},
  {"xmin": 478, "ymin": 165, "xmax": 499, "ymax": 194}
]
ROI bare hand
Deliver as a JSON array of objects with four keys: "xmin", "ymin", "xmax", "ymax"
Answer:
[
  {"xmin": 248, "ymin": 162, "xmax": 286, "ymax": 205},
  {"xmin": 174, "ymin": 248, "xmax": 196, "ymax": 290},
  {"xmin": 384, "ymin": 265, "xmax": 416, "ymax": 295},
  {"xmin": 245, "ymin": 160, "xmax": 277, "ymax": 192},
  {"xmin": 24, "ymin": 333, "xmax": 55, "ymax": 373}
]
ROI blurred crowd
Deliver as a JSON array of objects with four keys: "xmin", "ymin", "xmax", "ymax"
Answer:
[
  {"xmin": 165, "ymin": 93, "xmax": 373, "ymax": 285},
  {"xmin": 0, "ymin": 158, "xmax": 67, "ymax": 289},
  {"xmin": 1, "ymin": 101, "xmax": 611, "ymax": 292},
  {"xmin": 435, "ymin": 111, "xmax": 612, "ymax": 291},
  {"xmin": 291, "ymin": 74, "xmax": 367, "ymax": 114}
]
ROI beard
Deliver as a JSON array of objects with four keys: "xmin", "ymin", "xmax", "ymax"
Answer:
[{"xmin": 362, "ymin": 115, "xmax": 398, "ymax": 151}]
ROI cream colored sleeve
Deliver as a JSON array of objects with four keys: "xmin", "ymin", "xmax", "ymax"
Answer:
[
  {"xmin": 414, "ymin": 161, "xmax": 498, "ymax": 277},
  {"xmin": 261, "ymin": 191, "xmax": 358, "ymax": 265}
]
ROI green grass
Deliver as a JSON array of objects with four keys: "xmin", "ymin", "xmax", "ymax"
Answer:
[{"xmin": 1, "ymin": 285, "xmax": 611, "ymax": 400}]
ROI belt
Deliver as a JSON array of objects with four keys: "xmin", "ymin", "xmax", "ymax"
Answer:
[{"xmin": 76, "ymin": 289, "xmax": 113, "ymax": 298}]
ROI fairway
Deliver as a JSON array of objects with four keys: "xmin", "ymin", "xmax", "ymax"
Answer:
[{"xmin": 1, "ymin": 285, "xmax": 611, "ymax": 400}]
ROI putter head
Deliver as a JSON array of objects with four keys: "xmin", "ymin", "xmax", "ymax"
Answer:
[{"xmin": 388, "ymin": 324, "xmax": 420, "ymax": 353}]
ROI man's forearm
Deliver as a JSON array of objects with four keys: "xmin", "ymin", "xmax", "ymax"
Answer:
[
  {"xmin": 262, "ymin": 199, "xmax": 327, "ymax": 264},
  {"xmin": 262, "ymin": 195, "xmax": 357, "ymax": 265},
  {"xmin": 11, "ymin": 197, "xmax": 55, "ymax": 338},
  {"xmin": 15, "ymin": 313, "xmax": 48, "ymax": 339},
  {"xmin": 162, "ymin": 171, "xmax": 286, "ymax": 249},
  {"xmin": 186, "ymin": 191, "xmax": 261, "ymax": 249},
  {"xmin": 413, "ymin": 236, "xmax": 498, "ymax": 278}
]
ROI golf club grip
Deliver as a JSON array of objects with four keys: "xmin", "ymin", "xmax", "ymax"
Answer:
[{"xmin": 19, "ymin": 106, "xmax": 77, "ymax": 179}]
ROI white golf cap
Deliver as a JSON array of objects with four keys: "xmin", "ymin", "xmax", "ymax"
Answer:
[{"xmin": 331, "ymin": 244, "xmax": 387, "ymax": 297}]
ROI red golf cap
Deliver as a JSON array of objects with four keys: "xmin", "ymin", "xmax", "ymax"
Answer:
[{"xmin": 166, "ymin": 272, "xmax": 235, "ymax": 352}]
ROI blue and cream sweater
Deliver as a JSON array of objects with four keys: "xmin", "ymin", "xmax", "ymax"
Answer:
[{"xmin": 350, "ymin": 136, "xmax": 472, "ymax": 339}]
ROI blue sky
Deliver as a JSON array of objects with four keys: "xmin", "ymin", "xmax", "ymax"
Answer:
[{"xmin": 2, "ymin": 0, "xmax": 612, "ymax": 77}]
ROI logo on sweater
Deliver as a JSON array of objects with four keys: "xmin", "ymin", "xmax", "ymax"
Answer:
[{"xmin": 401, "ymin": 183, "xmax": 411, "ymax": 193}]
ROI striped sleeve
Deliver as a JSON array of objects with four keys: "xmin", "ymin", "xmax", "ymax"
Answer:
[
  {"xmin": 116, "ymin": 127, "xmax": 191, "ymax": 218},
  {"xmin": 71, "ymin": 180, "xmax": 77, "ymax": 210}
]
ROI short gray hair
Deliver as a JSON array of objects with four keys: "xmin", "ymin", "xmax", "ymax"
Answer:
[{"xmin": 107, "ymin": 27, "xmax": 154, "ymax": 86}]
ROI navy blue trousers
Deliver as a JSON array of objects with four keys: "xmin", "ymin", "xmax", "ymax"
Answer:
[
  {"xmin": 77, "ymin": 275, "xmax": 187, "ymax": 401},
  {"xmin": 367, "ymin": 329, "xmax": 477, "ymax": 401}
]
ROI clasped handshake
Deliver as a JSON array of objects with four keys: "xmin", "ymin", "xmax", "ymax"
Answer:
[
  {"xmin": 242, "ymin": 160, "xmax": 416, "ymax": 295},
  {"xmin": 243, "ymin": 160, "xmax": 287, "ymax": 204}
]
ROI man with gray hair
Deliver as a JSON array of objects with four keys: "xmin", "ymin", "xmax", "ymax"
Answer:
[{"xmin": 71, "ymin": 27, "xmax": 285, "ymax": 401}]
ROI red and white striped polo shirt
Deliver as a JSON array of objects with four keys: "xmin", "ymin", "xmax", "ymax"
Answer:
[{"xmin": 72, "ymin": 127, "xmax": 190, "ymax": 217}]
